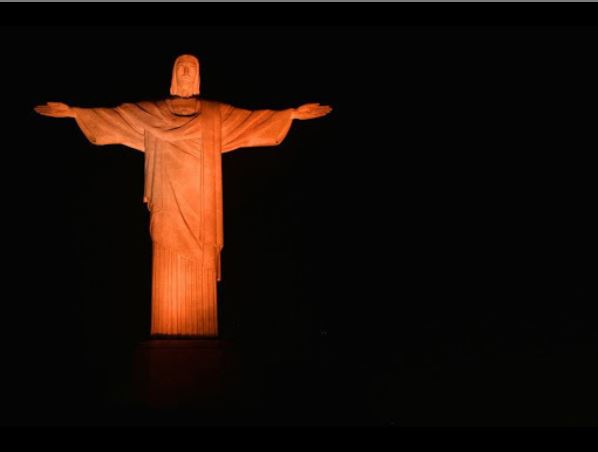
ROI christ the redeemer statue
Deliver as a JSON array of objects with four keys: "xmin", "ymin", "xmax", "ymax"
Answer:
[{"xmin": 35, "ymin": 54, "xmax": 332, "ymax": 338}]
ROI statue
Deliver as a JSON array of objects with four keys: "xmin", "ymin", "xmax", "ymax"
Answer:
[{"xmin": 35, "ymin": 54, "xmax": 332, "ymax": 338}]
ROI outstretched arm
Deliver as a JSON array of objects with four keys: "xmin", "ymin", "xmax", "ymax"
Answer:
[
  {"xmin": 221, "ymin": 102, "xmax": 332, "ymax": 153},
  {"xmin": 34, "ymin": 101, "xmax": 145, "ymax": 152}
]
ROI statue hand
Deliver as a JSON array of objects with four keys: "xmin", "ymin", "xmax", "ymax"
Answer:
[
  {"xmin": 34, "ymin": 102, "xmax": 74, "ymax": 118},
  {"xmin": 292, "ymin": 103, "xmax": 332, "ymax": 120}
]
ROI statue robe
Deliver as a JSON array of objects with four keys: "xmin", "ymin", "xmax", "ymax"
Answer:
[{"xmin": 73, "ymin": 99, "xmax": 293, "ymax": 336}]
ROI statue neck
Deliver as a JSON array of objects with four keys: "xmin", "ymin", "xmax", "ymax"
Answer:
[{"xmin": 166, "ymin": 97, "xmax": 201, "ymax": 116}]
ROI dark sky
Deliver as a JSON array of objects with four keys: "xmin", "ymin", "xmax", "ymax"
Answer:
[{"xmin": 0, "ymin": 25, "xmax": 596, "ymax": 426}]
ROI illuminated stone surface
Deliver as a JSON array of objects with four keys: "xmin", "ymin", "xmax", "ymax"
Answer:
[{"xmin": 35, "ymin": 55, "xmax": 331, "ymax": 337}]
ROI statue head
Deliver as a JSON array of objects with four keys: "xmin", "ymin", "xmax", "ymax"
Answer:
[{"xmin": 170, "ymin": 54, "xmax": 200, "ymax": 98}]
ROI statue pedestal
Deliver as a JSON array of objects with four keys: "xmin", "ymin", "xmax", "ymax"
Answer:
[{"xmin": 132, "ymin": 339, "xmax": 236, "ymax": 410}]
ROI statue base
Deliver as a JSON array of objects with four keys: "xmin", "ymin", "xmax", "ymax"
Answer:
[{"xmin": 132, "ymin": 338, "xmax": 237, "ymax": 410}]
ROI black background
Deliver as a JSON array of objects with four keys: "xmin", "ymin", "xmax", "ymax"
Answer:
[{"xmin": 0, "ymin": 7, "xmax": 597, "ymax": 426}]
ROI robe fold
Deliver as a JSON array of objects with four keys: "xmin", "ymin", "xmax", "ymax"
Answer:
[{"xmin": 73, "ymin": 99, "xmax": 293, "ymax": 336}]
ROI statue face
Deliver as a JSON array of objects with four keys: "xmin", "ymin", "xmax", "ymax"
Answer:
[
  {"xmin": 176, "ymin": 59, "xmax": 197, "ymax": 88},
  {"xmin": 170, "ymin": 54, "xmax": 200, "ymax": 98}
]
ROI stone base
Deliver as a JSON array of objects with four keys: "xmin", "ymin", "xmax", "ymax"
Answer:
[{"xmin": 132, "ymin": 338, "xmax": 237, "ymax": 410}]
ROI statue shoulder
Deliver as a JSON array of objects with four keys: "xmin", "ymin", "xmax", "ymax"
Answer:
[
  {"xmin": 117, "ymin": 100, "xmax": 163, "ymax": 114},
  {"xmin": 200, "ymin": 99, "xmax": 225, "ymax": 110},
  {"xmin": 138, "ymin": 100, "xmax": 162, "ymax": 109}
]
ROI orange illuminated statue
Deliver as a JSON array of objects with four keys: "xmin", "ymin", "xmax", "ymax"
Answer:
[{"xmin": 35, "ymin": 54, "xmax": 331, "ymax": 338}]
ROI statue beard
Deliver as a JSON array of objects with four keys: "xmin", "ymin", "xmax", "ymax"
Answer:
[
  {"xmin": 172, "ymin": 81, "xmax": 197, "ymax": 98},
  {"xmin": 170, "ymin": 68, "xmax": 200, "ymax": 98}
]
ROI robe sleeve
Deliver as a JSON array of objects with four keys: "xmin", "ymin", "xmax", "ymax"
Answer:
[
  {"xmin": 72, "ymin": 105, "xmax": 145, "ymax": 152},
  {"xmin": 220, "ymin": 103, "xmax": 294, "ymax": 153}
]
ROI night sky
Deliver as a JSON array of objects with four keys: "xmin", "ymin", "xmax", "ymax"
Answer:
[{"xmin": 0, "ymin": 22, "xmax": 596, "ymax": 426}]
